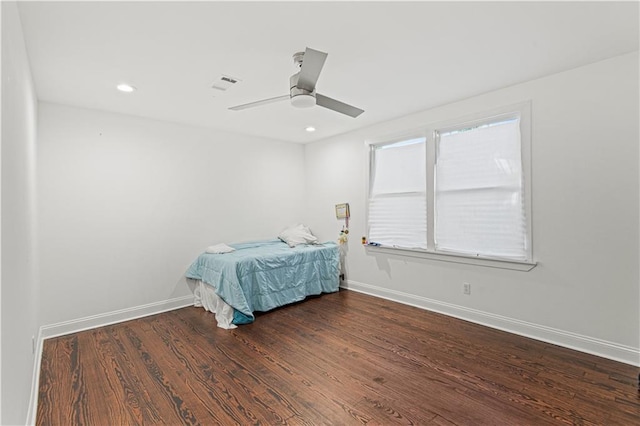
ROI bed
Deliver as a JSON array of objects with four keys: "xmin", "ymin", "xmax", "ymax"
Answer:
[{"xmin": 185, "ymin": 239, "xmax": 340, "ymax": 328}]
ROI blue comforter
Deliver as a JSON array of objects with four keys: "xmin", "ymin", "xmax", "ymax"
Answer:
[{"xmin": 185, "ymin": 240, "xmax": 340, "ymax": 324}]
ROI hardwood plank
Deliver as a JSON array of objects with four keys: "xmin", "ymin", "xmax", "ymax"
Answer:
[
  {"xmin": 274, "ymin": 303, "xmax": 556, "ymax": 425},
  {"xmin": 277, "ymin": 298, "xmax": 556, "ymax": 422},
  {"xmin": 80, "ymin": 328, "xmax": 144, "ymax": 425},
  {"xmin": 37, "ymin": 290, "xmax": 640, "ymax": 425},
  {"xmin": 153, "ymin": 311, "xmax": 298, "ymax": 424}
]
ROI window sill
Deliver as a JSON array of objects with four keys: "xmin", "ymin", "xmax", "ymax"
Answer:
[{"xmin": 364, "ymin": 245, "xmax": 537, "ymax": 271}]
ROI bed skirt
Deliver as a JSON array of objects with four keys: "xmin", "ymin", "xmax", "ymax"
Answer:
[{"xmin": 193, "ymin": 280, "xmax": 237, "ymax": 329}]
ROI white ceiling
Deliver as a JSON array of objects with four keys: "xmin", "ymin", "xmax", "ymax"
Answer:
[{"xmin": 17, "ymin": 1, "xmax": 639, "ymax": 144}]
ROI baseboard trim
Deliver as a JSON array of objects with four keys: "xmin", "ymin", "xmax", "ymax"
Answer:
[
  {"xmin": 40, "ymin": 295, "xmax": 194, "ymax": 340},
  {"xmin": 26, "ymin": 295, "xmax": 194, "ymax": 425},
  {"xmin": 25, "ymin": 327, "xmax": 44, "ymax": 426},
  {"xmin": 341, "ymin": 280, "xmax": 640, "ymax": 367}
]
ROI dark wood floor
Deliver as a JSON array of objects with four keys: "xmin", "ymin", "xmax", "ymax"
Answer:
[{"xmin": 37, "ymin": 290, "xmax": 639, "ymax": 425}]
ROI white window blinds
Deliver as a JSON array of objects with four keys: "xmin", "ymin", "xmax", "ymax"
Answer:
[
  {"xmin": 434, "ymin": 117, "xmax": 528, "ymax": 260},
  {"xmin": 368, "ymin": 138, "xmax": 427, "ymax": 249}
]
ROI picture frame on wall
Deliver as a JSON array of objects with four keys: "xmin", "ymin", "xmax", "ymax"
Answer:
[{"xmin": 335, "ymin": 203, "xmax": 350, "ymax": 219}]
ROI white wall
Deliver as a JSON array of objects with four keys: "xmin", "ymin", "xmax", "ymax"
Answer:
[
  {"xmin": 38, "ymin": 103, "xmax": 306, "ymax": 326},
  {"xmin": 305, "ymin": 52, "xmax": 640, "ymax": 365},
  {"xmin": 1, "ymin": 1, "xmax": 39, "ymax": 424},
  {"xmin": 1, "ymin": 3, "xmax": 3, "ymax": 419}
]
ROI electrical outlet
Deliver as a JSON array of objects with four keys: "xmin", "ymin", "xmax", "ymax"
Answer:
[{"xmin": 463, "ymin": 282, "xmax": 471, "ymax": 295}]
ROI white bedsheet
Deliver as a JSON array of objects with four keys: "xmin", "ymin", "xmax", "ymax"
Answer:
[
  {"xmin": 193, "ymin": 280, "xmax": 237, "ymax": 329},
  {"xmin": 205, "ymin": 243, "xmax": 236, "ymax": 254}
]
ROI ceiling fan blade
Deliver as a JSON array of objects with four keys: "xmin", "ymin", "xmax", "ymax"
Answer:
[
  {"xmin": 316, "ymin": 93, "xmax": 364, "ymax": 118},
  {"xmin": 229, "ymin": 95, "xmax": 289, "ymax": 111},
  {"xmin": 297, "ymin": 47, "xmax": 328, "ymax": 92}
]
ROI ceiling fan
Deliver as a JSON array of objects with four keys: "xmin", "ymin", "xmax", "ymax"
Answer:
[{"xmin": 229, "ymin": 47, "xmax": 364, "ymax": 118}]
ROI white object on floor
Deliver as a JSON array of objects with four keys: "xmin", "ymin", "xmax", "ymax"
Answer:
[
  {"xmin": 205, "ymin": 243, "xmax": 236, "ymax": 254},
  {"xmin": 193, "ymin": 280, "xmax": 237, "ymax": 329}
]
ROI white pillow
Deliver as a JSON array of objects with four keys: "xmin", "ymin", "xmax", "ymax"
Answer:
[{"xmin": 278, "ymin": 224, "xmax": 319, "ymax": 247}]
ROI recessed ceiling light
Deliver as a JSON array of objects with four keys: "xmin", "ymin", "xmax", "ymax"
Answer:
[
  {"xmin": 117, "ymin": 83, "xmax": 136, "ymax": 93},
  {"xmin": 305, "ymin": 126, "xmax": 316, "ymax": 132}
]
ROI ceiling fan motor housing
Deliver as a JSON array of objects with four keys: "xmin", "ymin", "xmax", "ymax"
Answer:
[{"xmin": 289, "ymin": 73, "xmax": 316, "ymax": 108}]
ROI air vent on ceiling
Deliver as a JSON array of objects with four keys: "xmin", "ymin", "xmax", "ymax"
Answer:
[{"xmin": 211, "ymin": 74, "xmax": 241, "ymax": 91}]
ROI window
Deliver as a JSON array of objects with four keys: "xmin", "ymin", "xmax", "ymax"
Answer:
[
  {"xmin": 367, "ymin": 103, "xmax": 532, "ymax": 266},
  {"xmin": 368, "ymin": 138, "xmax": 427, "ymax": 249}
]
